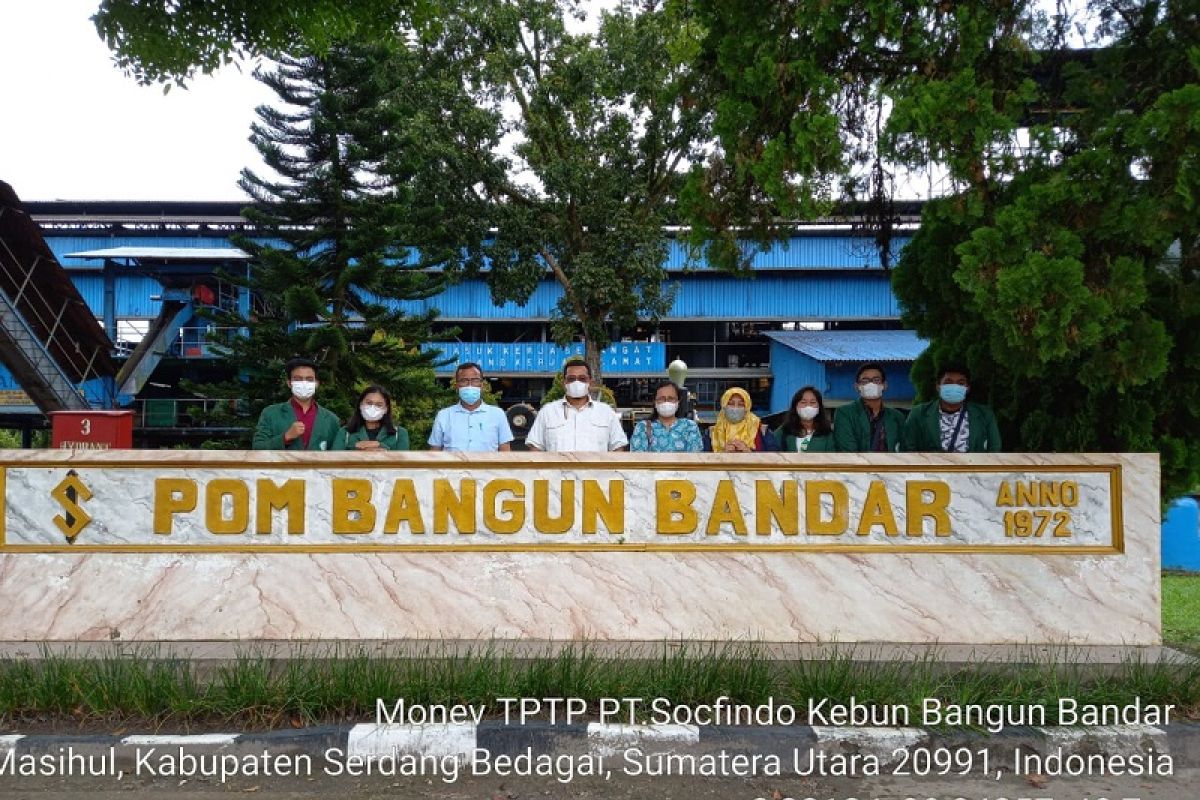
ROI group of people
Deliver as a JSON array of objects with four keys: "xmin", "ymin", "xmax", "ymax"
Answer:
[{"xmin": 252, "ymin": 357, "xmax": 1001, "ymax": 454}]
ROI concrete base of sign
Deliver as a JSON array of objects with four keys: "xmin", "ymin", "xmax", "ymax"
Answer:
[
  {"xmin": 0, "ymin": 451, "xmax": 1160, "ymax": 645},
  {"xmin": 0, "ymin": 641, "xmax": 1190, "ymax": 674}
]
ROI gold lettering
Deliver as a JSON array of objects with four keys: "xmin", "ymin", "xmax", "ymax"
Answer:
[
  {"xmin": 805, "ymin": 480, "xmax": 849, "ymax": 535},
  {"xmin": 755, "ymin": 480, "xmax": 798, "ymax": 536},
  {"xmin": 906, "ymin": 480, "xmax": 951, "ymax": 536},
  {"xmin": 206, "ymin": 479, "xmax": 250, "ymax": 535},
  {"xmin": 255, "ymin": 479, "xmax": 305, "ymax": 534},
  {"xmin": 434, "ymin": 478, "xmax": 477, "ymax": 534},
  {"xmin": 706, "ymin": 479, "xmax": 747, "ymax": 536},
  {"xmin": 582, "ymin": 480, "xmax": 623, "ymax": 534},
  {"xmin": 483, "ymin": 479, "xmax": 524, "ymax": 534},
  {"xmin": 533, "ymin": 479, "xmax": 574, "ymax": 534},
  {"xmin": 856, "ymin": 480, "xmax": 899, "ymax": 536},
  {"xmin": 656, "ymin": 480, "xmax": 697, "ymax": 534},
  {"xmin": 153, "ymin": 478, "xmax": 197, "ymax": 535},
  {"xmin": 999, "ymin": 480, "xmax": 1079, "ymax": 508},
  {"xmin": 383, "ymin": 479, "xmax": 425, "ymax": 534},
  {"xmin": 332, "ymin": 478, "xmax": 376, "ymax": 534}
]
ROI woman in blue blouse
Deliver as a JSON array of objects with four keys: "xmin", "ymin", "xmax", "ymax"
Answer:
[{"xmin": 630, "ymin": 382, "xmax": 704, "ymax": 452}]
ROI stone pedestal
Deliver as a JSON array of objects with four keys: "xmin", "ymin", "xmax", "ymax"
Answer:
[{"xmin": 0, "ymin": 451, "xmax": 1158, "ymax": 644}]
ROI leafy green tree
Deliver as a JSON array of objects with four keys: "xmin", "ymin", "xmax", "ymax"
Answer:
[
  {"xmin": 685, "ymin": 0, "xmax": 1200, "ymax": 498},
  {"xmin": 891, "ymin": 3, "xmax": 1200, "ymax": 498},
  {"xmin": 198, "ymin": 44, "xmax": 449, "ymax": 444},
  {"xmin": 92, "ymin": 0, "xmax": 424, "ymax": 86},
  {"xmin": 378, "ymin": 0, "xmax": 703, "ymax": 384}
]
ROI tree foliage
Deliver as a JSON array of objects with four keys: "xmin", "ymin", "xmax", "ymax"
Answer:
[
  {"xmin": 92, "ymin": 0, "xmax": 422, "ymax": 86},
  {"xmin": 377, "ymin": 0, "xmax": 704, "ymax": 382},
  {"xmin": 686, "ymin": 1, "xmax": 1200, "ymax": 499},
  {"xmin": 198, "ymin": 45, "xmax": 450, "ymax": 445}
]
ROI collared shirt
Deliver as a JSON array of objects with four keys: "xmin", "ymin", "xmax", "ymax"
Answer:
[
  {"xmin": 629, "ymin": 417, "xmax": 704, "ymax": 453},
  {"xmin": 290, "ymin": 398, "xmax": 317, "ymax": 449},
  {"xmin": 526, "ymin": 399, "xmax": 628, "ymax": 452},
  {"xmin": 428, "ymin": 402, "xmax": 514, "ymax": 452}
]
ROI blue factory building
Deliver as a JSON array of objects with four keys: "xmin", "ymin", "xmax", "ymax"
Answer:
[{"xmin": 3, "ymin": 195, "xmax": 926, "ymax": 435}]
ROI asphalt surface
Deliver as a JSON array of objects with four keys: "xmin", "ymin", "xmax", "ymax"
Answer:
[{"xmin": 0, "ymin": 764, "xmax": 1196, "ymax": 799}]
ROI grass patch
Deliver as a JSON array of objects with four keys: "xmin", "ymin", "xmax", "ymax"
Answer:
[
  {"xmin": 3, "ymin": 573, "xmax": 1198, "ymax": 730},
  {"xmin": 0, "ymin": 642, "xmax": 1197, "ymax": 731},
  {"xmin": 1164, "ymin": 572, "xmax": 1200, "ymax": 653}
]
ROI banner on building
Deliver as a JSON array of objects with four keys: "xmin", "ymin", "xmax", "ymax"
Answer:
[{"xmin": 425, "ymin": 342, "xmax": 666, "ymax": 374}]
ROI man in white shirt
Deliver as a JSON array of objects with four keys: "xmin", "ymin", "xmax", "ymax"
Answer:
[{"xmin": 526, "ymin": 359, "xmax": 628, "ymax": 452}]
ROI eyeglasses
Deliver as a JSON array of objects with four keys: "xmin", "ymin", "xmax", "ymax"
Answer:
[
  {"xmin": 456, "ymin": 378, "xmax": 484, "ymax": 386},
  {"xmin": 857, "ymin": 377, "xmax": 884, "ymax": 384}
]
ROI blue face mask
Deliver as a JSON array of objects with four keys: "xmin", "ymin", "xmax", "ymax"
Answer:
[
  {"xmin": 938, "ymin": 384, "xmax": 968, "ymax": 404},
  {"xmin": 458, "ymin": 386, "xmax": 482, "ymax": 405}
]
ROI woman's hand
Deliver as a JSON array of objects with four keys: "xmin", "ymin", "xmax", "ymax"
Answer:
[
  {"xmin": 355, "ymin": 440, "xmax": 383, "ymax": 450},
  {"xmin": 724, "ymin": 439, "xmax": 750, "ymax": 453}
]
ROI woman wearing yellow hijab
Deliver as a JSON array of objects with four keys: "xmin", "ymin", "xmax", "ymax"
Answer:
[{"xmin": 710, "ymin": 387, "xmax": 773, "ymax": 452}]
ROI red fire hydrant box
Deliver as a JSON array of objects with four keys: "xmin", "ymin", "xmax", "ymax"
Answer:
[{"xmin": 49, "ymin": 410, "xmax": 134, "ymax": 450}]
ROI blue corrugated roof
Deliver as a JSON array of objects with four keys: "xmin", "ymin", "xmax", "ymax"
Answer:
[
  {"xmin": 764, "ymin": 330, "xmax": 927, "ymax": 362},
  {"xmin": 663, "ymin": 234, "xmax": 911, "ymax": 270}
]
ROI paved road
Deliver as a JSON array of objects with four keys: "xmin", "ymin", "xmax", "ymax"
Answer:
[{"xmin": 1, "ymin": 768, "xmax": 1196, "ymax": 799}]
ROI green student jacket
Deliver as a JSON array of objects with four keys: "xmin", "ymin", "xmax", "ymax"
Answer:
[
  {"xmin": 773, "ymin": 425, "xmax": 836, "ymax": 453},
  {"xmin": 251, "ymin": 401, "xmax": 342, "ymax": 451},
  {"xmin": 333, "ymin": 425, "xmax": 410, "ymax": 451},
  {"xmin": 901, "ymin": 400, "xmax": 1002, "ymax": 453},
  {"xmin": 832, "ymin": 400, "xmax": 905, "ymax": 453}
]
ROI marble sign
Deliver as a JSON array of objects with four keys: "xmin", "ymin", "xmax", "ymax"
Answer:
[{"xmin": 0, "ymin": 451, "xmax": 1158, "ymax": 644}]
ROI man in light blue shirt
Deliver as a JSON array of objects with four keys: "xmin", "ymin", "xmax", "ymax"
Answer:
[{"xmin": 428, "ymin": 362, "xmax": 514, "ymax": 452}]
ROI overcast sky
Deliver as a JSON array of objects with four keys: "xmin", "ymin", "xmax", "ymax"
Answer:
[
  {"xmin": 0, "ymin": 0, "xmax": 968, "ymax": 205},
  {"xmin": 0, "ymin": 0, "xmax": 272, "ymax": 201}
]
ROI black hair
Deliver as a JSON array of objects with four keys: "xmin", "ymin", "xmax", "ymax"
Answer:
[
  {"xmin": 454, "ymin": 362, "xmax": 484, "ymax": 381},
  {"xmin": 648, "ymin": 381, "xmax": 682, "ymax": 422},
  {"xmin": 562, "ymin": 356, "xmax": 591, "ymax": 378},
  {"xmin": 345, "ymin": 385, "xmax": 397, "ymax": 435},
  {"xmin": 855, "ymin": 362, "xmax": 887, "ymax": 383},
  {"xmin": 782, "ymin": 386, "xmax": 832, "ymax": 437},
  {"xmin": 285, "ymin": 356, "xmax": 318, "ymax": 380},
  {"xmin": 938, "ymin": 363, "xmax": 971, "ymax": 383}
]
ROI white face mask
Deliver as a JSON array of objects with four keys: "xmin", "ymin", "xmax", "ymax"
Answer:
[
  {"xmin": 360, "ymin": 405, "xmax": 385, "ymax": 422},
  {"xmin": 858, "ymin": 382, "xmax": 883, "ymax": 400},
  {"xmin": 797, "ymin": 405, "xmax": 819, "ymax": 420},
  {"xmin": 564, "ymin": 379, "xmax": 590, "ymax": 399},
  {"xmin": 724, "ymin": 406, "xmax": 746, "ymax": 423},
  {"xmin": 655, "ymin": 401, "xmax": 678, "ymax": 418},
  {"xmin": 291, "ymin": 380, "xmax": 317, "ymax": 400}
]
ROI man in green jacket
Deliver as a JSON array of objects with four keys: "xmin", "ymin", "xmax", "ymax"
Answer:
[
  {"xmin": 252, "ymin": 357, "xmax": 341, "ymax": 451},
  {"xmin": 902, "ymin": 364, "xmax": 1001, "ymax": 453},
  {"xmin": 833, "ymin": 362, "xmax": 905, "ymax": 452}
]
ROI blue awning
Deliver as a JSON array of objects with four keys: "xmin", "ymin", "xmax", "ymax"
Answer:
[{"xmin": 763, "ymin": 330, "xmax": 927, "ymax": 362}]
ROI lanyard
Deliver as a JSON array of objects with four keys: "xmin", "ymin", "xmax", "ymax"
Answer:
[{"xmin": 946, "ymin": 407, "xmax": 967, "ymax": 453}]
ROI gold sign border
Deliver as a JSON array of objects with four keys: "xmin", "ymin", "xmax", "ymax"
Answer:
[{"xmin": 0, "ymin": 461, "xmax": 1124, "ymax": 556}]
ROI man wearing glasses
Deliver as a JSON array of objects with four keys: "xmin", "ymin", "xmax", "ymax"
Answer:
[
  {"xmin": 428, "ymin": 362, "xmax": 514, "ymax": 452},
  {"xmin": 833, "ymin": 362, "xmax": 905, "ymax": 452},
  {"xmin": 525, "ymin": 358, "xmax": 628, "ymax": 453}
]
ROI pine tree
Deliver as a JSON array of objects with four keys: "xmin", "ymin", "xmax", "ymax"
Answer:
[{"xmin": 200, "ymin": 44, "xmax": 450, "ymax": 445}]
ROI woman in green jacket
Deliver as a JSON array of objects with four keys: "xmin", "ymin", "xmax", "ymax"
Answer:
[
  {"xmin": 334, "ymin": 386, "xmax": 410, "ymax": 451},
  {"xmin": 774, "ymin": 386, "xmax": 835, "ymax": 453}
]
